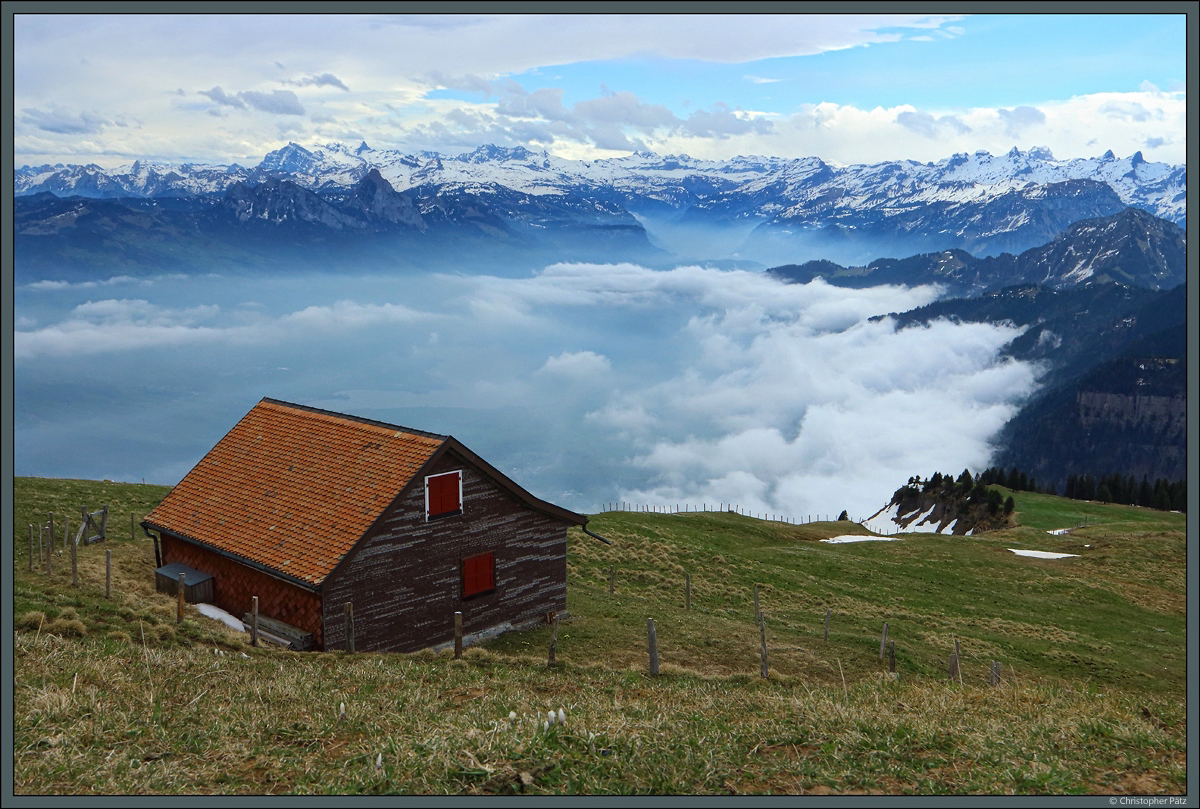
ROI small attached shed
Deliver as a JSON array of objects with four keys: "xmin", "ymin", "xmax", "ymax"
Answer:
[{"xmin": 141, "ymin": 398, "xmax": 587, "ymax": 652}]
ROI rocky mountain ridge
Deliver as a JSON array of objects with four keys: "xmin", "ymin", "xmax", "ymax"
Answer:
[
  {"xmin": 768, "ymin": 207, "xmax": 1186, "ymax": 295},
  {"xmin": 14, "ymin": 142, "xmax": 1186, "ymax": 267}
]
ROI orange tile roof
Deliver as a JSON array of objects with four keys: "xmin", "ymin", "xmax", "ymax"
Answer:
[{"xmin": 145, "ymin": 399, "xmax": 445, "ymax": 586}]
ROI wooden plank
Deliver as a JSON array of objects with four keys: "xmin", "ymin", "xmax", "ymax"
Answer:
[{"xmin": 453, "ymin": 610, "xmax": 462, "ymax": 659}]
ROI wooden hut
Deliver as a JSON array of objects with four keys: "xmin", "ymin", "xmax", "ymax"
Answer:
[{"xmin": 141, "ymin": 398, "xmax": 586, "ymax": 652}]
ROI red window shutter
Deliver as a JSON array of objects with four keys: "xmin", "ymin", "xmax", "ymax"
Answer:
[
  {"xmin": 462, "ymin": 552, "xmax": 493, "ymax": 598},
  {"xmin": 428, "ymin": 472, "xmax": 461, "ymax": 517}
]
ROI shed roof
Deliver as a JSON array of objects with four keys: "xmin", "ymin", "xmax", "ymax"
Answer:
[
  {"xmin": 145, "ymin": 399, "xmax": 446, "ymax": 586},
  {"xmin": 146, "ymin": 399, "xmax": 587, "ymax": 592}
]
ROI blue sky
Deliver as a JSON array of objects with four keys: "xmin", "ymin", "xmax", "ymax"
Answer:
[
  {"xmin": 12, "ymin": 12, "xmax": 1188, "ymax": 167},
  {"xmin": 445, "ymin": 15, "xmax": 1185, "ymax": 114}
]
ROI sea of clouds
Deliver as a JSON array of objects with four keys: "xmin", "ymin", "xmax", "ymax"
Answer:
[{"xmin": 14, "ymin": 262, "xmax": 1040, "ymax": 520}]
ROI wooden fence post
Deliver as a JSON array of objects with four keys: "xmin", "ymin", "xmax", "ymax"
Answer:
[
  {"xmin": 176, "ymin": 572, "xmax": 185, "ymax": 623},
  {"xmin": 251, "ymin": 596, "xmax": 259, "ymax": 647},
  {"xmin": 948, "ymin": 652, "xmax": 959, "ymax": 683},
  {"xmin": 823, "ymin": 608, "xmax": 831, "ymax": 641},
  {"xmin": 547, "ymin": 616, "xmax": 559, "ymax": 666},
  {"xmin": 989, "ymin": 660, "xmax": 1000, "ymax": 686},
  {"xmin": 45, "ymin": 525, "xmax": 52, "ymax": 575},
  {"xmin": 608, "ymin": 564, "xmax": 614, "ymax": 594},
  {"xmin": 346, "ymin": 602, "xmax": 356, "ymax": 653},
  {"xmin": 453, "ymin": 610, "xmax": 462, "ymax": 659},
  {"xmin": 684, "ymin": 572, "xmax": 691, "ymax": 610},
  {"xmin": 759, "ymin": 613, "xmax": 769, "ymax": 679},
  {"xmin": 879, "ymin": 622, "xmax": 889, "ymax": 660},
  {"xmin": 131, "ymin": 511, "xmax": 136, "ymax": 541},
  {"xmin": 48, "ymin": 513, "xmax": 55, "ymax": 553},
  {"xmin": 105, "ymin": 550, "xmax": 112, "ymax": 599},
  {"xmin": 70, "ymin": 527, "xmax": 78, "ymax": 587},
  {"xmin": 954, "ymin": 639, "xmax": 962, "ymax": 684},
  {"xmin": 646, "ymin": 618, "xmax": 659, "ymax": 676}
]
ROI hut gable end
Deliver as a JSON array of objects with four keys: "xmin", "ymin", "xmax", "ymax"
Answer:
[{"xmin": 321, "ymin": 448, "xmax": 573, "ymax": 653}]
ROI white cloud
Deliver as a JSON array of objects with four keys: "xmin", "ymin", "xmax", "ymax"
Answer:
[
  {"xmin": 284, "ymin": 72, "xmax": 351, "ymax": 92},
  {"xmin": 996, "ymin": 105, "xmax": 1047, "ymax": 138},
  {"xmin": 539, "ymin": 350, "xmax": 612, "ymax": 378},
  {"xmin": 13, "ymin": 13, "xmax": 979, "ymax": 165},
  {"xmin": 649, "ymin": 90, "xmax": 1185, "ymax": 164},
  {"xmin": 13, "ymin": 298, "xmax": 433, "ymax": 360},
  {"xmin": 450, "ymin": 263, "xmax": 1032, "ymax": 518},
  {"xmin": 611, "ymin": 312, "xmax": 1037, "ymax": 520},
  {"xmin": 21, "ymin": 106, "xmax": 115, "ymax": 135},
  {"xmin": 26, "ymin": 274, "xmax": 145, "ymax": 291}
]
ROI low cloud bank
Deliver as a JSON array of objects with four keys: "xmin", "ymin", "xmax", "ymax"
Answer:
[{"xmin": 15, "ymin": 263, "xmax": 1039, "ymax": 517}]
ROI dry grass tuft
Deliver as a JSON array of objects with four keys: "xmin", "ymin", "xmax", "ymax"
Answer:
[
  {"xmin": 16, "ymin": 611, "xmax": 46, "ymax": 631},
  {"xmin": 45, "ymin": 618, "xmax": 88, "ymax": 637}
]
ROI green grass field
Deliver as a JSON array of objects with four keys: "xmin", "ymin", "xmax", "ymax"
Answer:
[{"xmin": 10, "ymin": 477, "xmax": 1188, "ymax": 795}]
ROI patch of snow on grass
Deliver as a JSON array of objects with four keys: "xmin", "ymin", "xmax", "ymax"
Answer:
[
  {"xmin": 196, "ymin": 603, "xmax": 247, "ymax": 632},
  {"xmin": 1007, "ymin": 549, "xmax": 1080, "ymax": 559},
  {"xmin": 821, "ymin": 535, "xmax": 903, "ymax": 544},
  {"xmin": 1046, "ymin": 528, "xmax": 1073, "ymax": 535}
]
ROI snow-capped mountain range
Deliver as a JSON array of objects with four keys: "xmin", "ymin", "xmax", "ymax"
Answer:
[
  {"xmin": 14, "ymin": 142, "xmax": 1187, "ymax": 274},
  {"xmin": 15, "ymin": 141, "xmax": 1185, "ymax": 227}
]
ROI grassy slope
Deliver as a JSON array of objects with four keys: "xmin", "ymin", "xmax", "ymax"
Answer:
[{"xmin": 10, "ymin": 477, "xmax": 1188, "ymax": 795}]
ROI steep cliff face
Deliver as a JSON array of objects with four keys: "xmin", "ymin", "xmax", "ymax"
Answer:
[
  {"xmin": 995, "ymin": 343, "xmax": 1186, "ymax": 490},
  {"xmin": 1076, "ymin": 387, "xmax": 1185, "ymax": 437}
]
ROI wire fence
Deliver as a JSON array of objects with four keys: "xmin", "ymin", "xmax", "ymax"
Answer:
[{"xmin": 598, "ymin": 502, "xmax": 904, "ymax": 534}]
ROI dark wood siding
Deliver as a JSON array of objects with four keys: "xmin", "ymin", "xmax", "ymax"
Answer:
[
  {"xmin": 160, "ymin": 534, "xmax": 325, "ymax": 648},
  {"xmin": 322, "ymin": 450, "xmax": 568, "ymax": 653}
]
